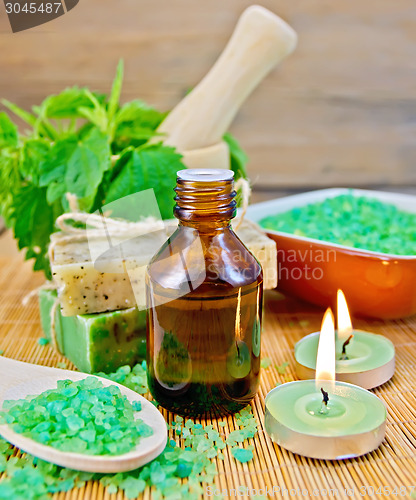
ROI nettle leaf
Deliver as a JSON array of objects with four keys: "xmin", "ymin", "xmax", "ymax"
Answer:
[
  {"xmin": 11, "ymin": 184, "xmax": 55, "ymax": 279},
  {"xmin": 105, "ymin": 151, "xmax": 144, "ymax": 200},
  {"xmin": 115, "ymin": 100, "xmax": 167, "ymax": 129},
  {"xmin": 38, "ymin": 87, "xmax": 106, "ymax": 119},
  {"xmin": 0, "ymin": 151, "xmax": 21, "ymax": 225},
  {"xmin": 223, "ymin": 133, "xmax": 248, "ymax": 180},
  {"xmin": 0, "ymin": 114, "xmax": 21, "ymax": 224},
  {"xmin": 107, "ymin": 60, "xmax": 124, "ymax": 123},
  {"xmin": 1, "ymin": 99, "xmax": 37, "ymax": 128},
  {"xmin": 76, "ymin": 122, "xmax": 95, "ymax": 140},
  {"xmin": 39, "ymin": 129, "xmax": 110, "ymax": 211},
  {"xmin": 2, "ymin": 100, "xmax": 58, "ymax": 141},
  {"xmin": 65, "ymin": 128, "xmax": 111, "ymax": 200},
  {"xmin": 20, "ymin": 139, "xmax": 50, "ymax": 184},
  {"xmin": 46, "ymin": 182, "xmax": 66, "ymax": 206},
  {"xmin": 112, "ymin": 100, "xmax": 167, "ymax": 151},
  {"xmin": 78, "ymin": 90, "xmax": 109, "ymax": 133},
  {"xmin": 105, "ymin": 147, "xmax": 134, "ymax": 185},
  {"xmin": 0, "ymin": 112, "xmax": 18, "ymax": 148},
  {"xmin": 115, "ymin": 124, "xmax": 161, "ymax": 142},
  {"xmin": 106, "ymin": 144, "xmax": 185, "ymax": 219},
  {"xmin": 78, "ymin": 106, "xmax": 108, "ymax": 133},
  {"xmin": 39, "ymin": 137, "xmax": 77, "ymax": 199}
]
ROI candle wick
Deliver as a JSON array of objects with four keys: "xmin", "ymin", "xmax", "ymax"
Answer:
[
  {"xmin": 320, "ymin": 387, "xmax": 329, "ymax": 415},
  {"xmin": 340, "ymin": 334, "xmax": 354, "ymax": 360}
]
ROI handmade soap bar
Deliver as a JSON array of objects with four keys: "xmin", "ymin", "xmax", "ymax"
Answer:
[
  {"xmin": 232, "ymin": 219, "xmax": 277, "ymax": 290},
  {"xmin": 50, "ymin": 231, "xmax": 164, "ymax": 316},
  {"xmin": 50, "ymin": 219, "xmax": 277, "ymax": 316},
  {"xmin": 39, "ymin": 289, "xmax": 146, "ymax": 373}
]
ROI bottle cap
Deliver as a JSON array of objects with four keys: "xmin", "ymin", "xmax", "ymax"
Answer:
[{"xmin": 177, "ymin": 169, "xmax": 234, "ymax": 182}]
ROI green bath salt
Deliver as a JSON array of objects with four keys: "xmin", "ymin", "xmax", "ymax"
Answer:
[
  {"xmin": 0, "ymin": 377, "xmax": 153, "ymax": 456},
  {"xmin": 0, "ymin": 361, "xmax": 260, "ymax": 499},
  {"xmin": 259, "ymin": 194, "xmax": 416, "ymax": 256}
]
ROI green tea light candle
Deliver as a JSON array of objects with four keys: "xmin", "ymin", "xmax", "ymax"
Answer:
[
  {"xmin": 295, "ymin": 290, "xmax": 395, "ymax": 389},
  {"xmin": 265, "ymin": 379, "xmax": 386, "ymax": 460},
  {"xmin": 265, "ymin": 309, "xmax": 387, "ymax": 459},
  {"xmin": 295, "ymin": 330, "xmax": 395, "ymax": 389}
]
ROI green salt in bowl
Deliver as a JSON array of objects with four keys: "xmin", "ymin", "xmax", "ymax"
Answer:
[{"xmin": 246, "ymin": 188, "xmax": 416, "ymax": 319}]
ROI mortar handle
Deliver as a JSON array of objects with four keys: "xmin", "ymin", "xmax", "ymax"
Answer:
[{"xmin": 159, "ymin": 5, "xmax": 297, "ymax": 152}]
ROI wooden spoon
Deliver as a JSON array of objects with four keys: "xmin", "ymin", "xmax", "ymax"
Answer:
[{"xmin": 0, "ymin": 357, "xmax": 167, "ymax": 473}]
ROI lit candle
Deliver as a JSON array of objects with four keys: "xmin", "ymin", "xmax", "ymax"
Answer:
[
  {"xmin": 264, "ymin": 310, "xmax": 387, "ymax": 460},
  {"xmin": 295, "ymin": 290, "xmax": 395, "ymax": 389}
]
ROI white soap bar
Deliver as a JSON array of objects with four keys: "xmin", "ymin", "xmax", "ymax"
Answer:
[
  {"xmin": 232, "ymin": 219, "xmax": 278, "ymax": 290},
  {"xmin": 50, "ymin": 231, "xmax": 166, "ymax": 316},
  {"xmin": 51, "ymin": 219, "xmax": 277, "ymax": 316}
]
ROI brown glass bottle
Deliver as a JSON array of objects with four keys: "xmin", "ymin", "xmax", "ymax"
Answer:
[{"xmin": 146, "ymin": 169, "xmax": 263, "ymax": 417}]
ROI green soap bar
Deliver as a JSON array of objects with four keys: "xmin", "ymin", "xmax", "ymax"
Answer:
[{"xmin": 39, "ymin": 289, "xmax": 147, "ymax": 373}]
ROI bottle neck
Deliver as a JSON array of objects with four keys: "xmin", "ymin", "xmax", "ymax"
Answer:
[{"xmin": 174, "ymin": 173, "xmax": 237, "ymax": 229}]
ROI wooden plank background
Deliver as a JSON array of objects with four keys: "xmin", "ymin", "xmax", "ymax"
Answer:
[{"xmin": 0, "ymin": 0, "xmax": 415, "ymax": 190}]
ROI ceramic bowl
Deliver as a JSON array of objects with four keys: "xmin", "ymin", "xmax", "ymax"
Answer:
[{"xmin": 246, "ymin": 188, "xmax": 416, "ymax": 319}]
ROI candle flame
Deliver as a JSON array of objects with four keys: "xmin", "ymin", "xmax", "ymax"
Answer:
[
  {"xmin": 337, "ymin": 289, "xmax": 353, "ymax": 341},
  {"xmin": 315, "ymin": 308, "xmax": 336, "ymax": 391}
]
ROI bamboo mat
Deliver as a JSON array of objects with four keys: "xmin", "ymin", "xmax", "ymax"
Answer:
[{"xmin": 1, "ymin": 255, "xmax": 416, "ymax": 499}]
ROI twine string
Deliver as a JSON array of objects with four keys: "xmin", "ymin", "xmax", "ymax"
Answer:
[{"xmin": 234, "ymin": 177, "xmax": 251, "ymax": 231}]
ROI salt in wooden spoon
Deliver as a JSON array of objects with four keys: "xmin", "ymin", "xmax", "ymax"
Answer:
[{"xmin": 0, "ymin": 356, "xmax": 167, "ymax": 473}]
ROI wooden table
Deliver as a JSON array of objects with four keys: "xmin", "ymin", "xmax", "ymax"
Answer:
[{"xmin": 1, "ymin": 256, "xmax": 416, "ymax": 498}]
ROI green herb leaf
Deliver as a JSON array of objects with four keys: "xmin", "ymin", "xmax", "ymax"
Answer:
[
  {"xmin": 223, "ymin": 132, "xmax": 248, "ymax": 180},
  {"xmin": 112, "ymin": 100, "xmax": 167, "ymax": 151},
  {"xmin": 1, "ymin": 99, "xmax": 37, "ymax": 128},
  {"xmin": 115, "ymin": 100, "xmax": 167, "ymax": 130},
  {"xmin": 0, "ymin": 151, "xmax": 20, "ymax": 225},
  {"xmin": 38, "ymin": 87, "xmax": 104, "ymax": 119},
  {"xmin": 3, "ymin": 99, "xmax": 59, "ymax": 141},
  {"xmin": 78, "ymin": 106, "xmax": 107, "ymax": 133},
  {"xmin": 20, "ymin": 139, "xmax": 50, "ymax": 185},
  {"xmin": 40, "ymin": 129, "xmax": 110, "ymax": 211},
  {"xmin": 39, "ymin": 137, "xmax": 77, "ymax": 199},
  {"xmin": 11, "ymin": 184, "xmax": 55, "ymax": 278},
  {"xmin": 0, "ymin": 112, "xmax": 18, "ymax": 148},
  {"xmin": 106, "ymin": 144, "xmax": 185, "ymax": 219},
  {"xmin": 108, "ymin": 60, "xmax": 124, "ymax": 124},
  {"xmin": 64, "ymin": 129, "xmax": 111, "ymax": 204}
]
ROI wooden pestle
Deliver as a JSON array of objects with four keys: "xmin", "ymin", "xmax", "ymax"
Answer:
[{"xmin": 158, "ymin": 5, "xmax": 297, "ymax": 169}]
